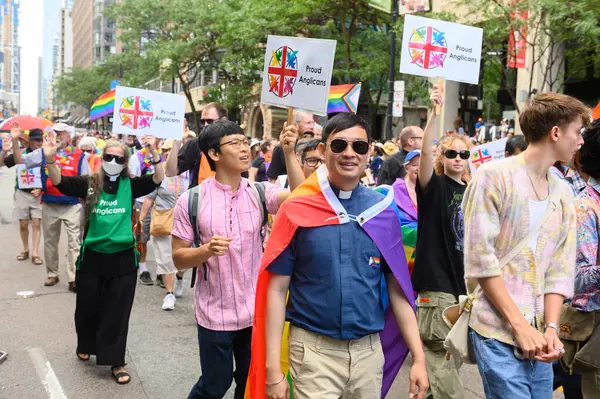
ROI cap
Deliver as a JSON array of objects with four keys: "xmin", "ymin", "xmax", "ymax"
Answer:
[
  {"xmin": 162, "ymin": 139, "xmax": 175, "ymax": 150},
  {"xmin": 28, "ymin": 129, "xmax": 44, "ymax": 140},
  {"xmin": 250, "ymin": 138, "xmax": 261, "ymax": 149},
  {"xmin": 382, "ymin": 142, "xmax": 398, "ymax": 156},
  {"xmin": 53, "ymin": 122, "xmax": 70, "ymax": 132},
  {"xmin": 404, "ymin": 150, "xmax": 421, "ymax": 164}
]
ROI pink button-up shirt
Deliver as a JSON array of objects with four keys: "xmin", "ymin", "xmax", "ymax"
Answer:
[{"xmin": 172, "ymin": 178, "xmax": 283, "ymax": 331}]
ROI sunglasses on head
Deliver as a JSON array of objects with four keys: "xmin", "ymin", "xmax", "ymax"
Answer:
[
  {"xmin": 329, "ymin": 139, "xmax": 370, "ymax": 155},
  {"xmin": 444, "ymin": 149, "xmax": 470, "ymax": 160},
  {"xmin": 103, "ymin": 153, "xmax": 126, "ymax": 165},
  {"xmin": 200, "ymin": 118, "xmax": 215, "ymax": 126}
]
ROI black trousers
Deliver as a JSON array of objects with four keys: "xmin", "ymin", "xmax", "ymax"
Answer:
[
  {"xmin": 74, "ymin": 265, "xmax": 137, "ymax": 366},
  {"xmin": 188, "ymin": 325, "xmax": 252, "ymax": 399}
]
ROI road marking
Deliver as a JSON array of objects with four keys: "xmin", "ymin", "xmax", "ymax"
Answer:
[{"xmin": 28, "ymin": 347, "xmax": 68, "ymax": 399}]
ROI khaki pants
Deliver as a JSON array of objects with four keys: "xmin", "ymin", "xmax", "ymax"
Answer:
[
  {"xmin": 288, "ymin": 326, "xmax": 384, "ymax": 399},
  {"xmin": 416, "ymin": 291, "xmax": 465, "ymax": 399},
  {"xmin": 42, "ymin": 202, "xmax": 81, "ymax": 282}
]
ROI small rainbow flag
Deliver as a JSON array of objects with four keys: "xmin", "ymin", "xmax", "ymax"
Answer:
[
  {"xmin": 90, "ymin": 89, "xmax": 116, "ymax": 121},
  {"xmin": 327, "ymin": 83, "xmax": 361, "ymax": 114}
]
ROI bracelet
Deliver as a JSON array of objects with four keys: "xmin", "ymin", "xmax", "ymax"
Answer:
[
  {"xmin": 151, "ymin": 158, "xmax": 162, "ymax": 165},
  {"xmin": 544, "ymin": 323, "xmax": 559, "ymax": 335},
  {"xmin": 266, "ymin": 373, "xmax": 286, "ymax": 386},
  {"xmin": 46, "ymin": 161, "xmax": 55, "ymax": 165}
]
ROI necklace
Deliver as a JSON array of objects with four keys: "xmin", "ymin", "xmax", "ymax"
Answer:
[
  {"xmin": 140, "ymin": 147, "xmax": 161, "ymax": 173},
  {"xmin": 525, "ymin": 169, "xmax": 548, "ymax": 201},
  {"xmin": 45, "ymin": 145, "xmax": 74, "ymax": 175}
]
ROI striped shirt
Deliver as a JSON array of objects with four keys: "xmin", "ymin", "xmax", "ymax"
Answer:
[
  {"xmin": 172, "ymin": 177, "xmax": 283, "ymax": 331},
  {"xmin": 462, "ymin": 154, "xmax": 576, "ymax": 345}
]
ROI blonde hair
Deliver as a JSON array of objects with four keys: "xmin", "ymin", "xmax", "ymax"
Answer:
[
  {"xmin": 84, "ymin": 140, "xmax": 131, "ymax": 228},
  {"xmin": 434, "ymin": 135, "xmax": 473, "ymax": 176}
]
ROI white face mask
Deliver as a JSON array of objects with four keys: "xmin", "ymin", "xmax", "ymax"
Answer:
[{"xmin": 102, "ymin": 159, "xmax": 124, "ymax": 176}]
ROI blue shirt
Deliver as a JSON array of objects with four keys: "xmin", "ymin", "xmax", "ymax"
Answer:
[{"xmin": 268, "ymin": 184, "xmax": 391, "ymax": 340}]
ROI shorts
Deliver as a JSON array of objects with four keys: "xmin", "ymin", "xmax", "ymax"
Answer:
[
  {"xmin": 150, "ymin": 235, "xmax": 176, "ymax": 275},
  {"xmin": 13, "ymin": 189, "xmax": 42, "ymax": 220}
]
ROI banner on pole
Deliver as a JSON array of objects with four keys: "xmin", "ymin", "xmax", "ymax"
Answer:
[
  {"xmin": 400, "ymin": 15, "xmax": 483, "ymax": 84},
  {"xmin": 507, "ymin": 9, "xmax": 528, "ymax": 69},
  {"xmin": 469, "ymin": 138, "xmax": 508, "ymax": 175},
  {"xmin": 400, "ymin": 0, "xmax": 430, "ymax": 14},
  {"xmin": 112, "ymin": 86, "xmax": 185, "ymax": 140},
  {"xmin": 368, "ymin": 0, "xmax": 392, "ymax": 13},
  {"xmin": 261, "ymin": 36, "xmax": 337, "ymax": 116}
]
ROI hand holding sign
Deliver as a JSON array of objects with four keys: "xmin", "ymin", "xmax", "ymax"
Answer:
[
  {"xmin": 141, "ymin": 135, "xmax": 158, "ymax": 150},
  {"xmin": 431, "ymin": 85, "xmax": 444, "ymax": 116},
  {"xmin": 280, "ymin": 122, "xmax": 299, "ymax": 155}
]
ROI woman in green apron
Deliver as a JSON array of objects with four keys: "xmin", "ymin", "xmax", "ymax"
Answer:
[{"xmin": 43, "ymin": 132, "xmax": 164, "ymax": 384}]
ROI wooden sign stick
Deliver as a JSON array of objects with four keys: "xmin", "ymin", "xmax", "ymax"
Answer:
[
  {"xmin": 435, "ymin": 78, "xmax": 445, "ymax": 116},
  {"xmin": 287, "ymin": 107, "xmax": 295, "ymax": 126}
]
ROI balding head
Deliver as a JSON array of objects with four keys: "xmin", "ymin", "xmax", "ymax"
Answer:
[
  {"xmin": 294, "ymin": 110, "xmax": 315, "ymax": 134},
  {"xmin": 399, "ymin": 126, "xmax": 424, "ymax": 151}
]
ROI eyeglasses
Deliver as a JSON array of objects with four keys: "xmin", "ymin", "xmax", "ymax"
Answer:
[
  {"xmin": 444, "ymin": 149, "xmax": 470, "ymax": 160},
  {"xmin": 220, "ymin": 138, "xmax": 250, "ymax": 150},
  {"xmin": 411, "ymin": 136, "xmax": 424, "ymax": 140},
  {"xmin": 200, "ymin": 118, "xmax": 216, "ymax": 126},
  {"xmin": 82, "ymin": 149, "xmax": 94, "ymax": 154},
  {"xmin": 329, "ymin": 139, "xmax": 370, "ymax": 155},
  {"xmin": 103, "ymin": 153, "xmax": 126, "ymax": 165},
  {"xmin": 303, "ymin": 157, "xmax": 323, "ymax": 167}
]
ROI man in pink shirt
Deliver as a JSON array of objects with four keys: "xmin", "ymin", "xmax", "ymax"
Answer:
[{"xmin": 171, "ymin": 120, "xmax": 303, "ymax": 399}]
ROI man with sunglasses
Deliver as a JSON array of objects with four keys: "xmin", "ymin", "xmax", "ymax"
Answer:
[
  {"xmin": 377, "ymin": 125, "xmax": 424, "ymax": 186},
  {"xmin": 13, "ymin": 122, "xmax": 90, "ymax": 292},
  {"xmin": 1, "ymin": 126, "xmax": 44, "ymax": 266},
  {"xmin": 262, "ymin": 113, "xmax": 428, "ymax": 399},
  {"xmin": 165, "ymin": 102, "xmax": 228, "ymax": 188}
]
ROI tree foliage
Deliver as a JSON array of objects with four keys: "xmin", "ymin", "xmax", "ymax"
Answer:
[{"xmin": 54, "ymin": 66, "xmax": 113, "ymax": 110}]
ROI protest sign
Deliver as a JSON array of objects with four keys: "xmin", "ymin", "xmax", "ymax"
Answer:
[
  {"xmin": 261, "ymin": 36, "xmax": 337, "ymax": 116},
  {"xmin": 112, "ymin": 86, "xmax": 185, "ymax": 140},
  {"xmin": 469, "ymin": 138, "xmax": 508, "ymax": 175},
  {"xmin": 16, "ymin": 164, "xmax": 42, "ymax": 189},
  {"xmin": 400, "ymin": 15, "xmax": 483, "ymax": 85}
]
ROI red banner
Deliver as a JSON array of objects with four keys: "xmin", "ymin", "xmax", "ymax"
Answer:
[{"xmin": 507, "ymin": 9, "xmax": 528, "ymax": 69}]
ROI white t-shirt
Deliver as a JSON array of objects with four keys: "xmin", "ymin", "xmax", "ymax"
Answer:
[{"xmin": 528, "ymin": 198, "xmax": 549, "ymax": 254}]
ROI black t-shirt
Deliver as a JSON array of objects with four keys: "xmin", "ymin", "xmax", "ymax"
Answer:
[
  {"xmin": 55, "ymin": 174, "xmax": 159, "ymax": 199},
  {"xmin": 267, "ymin": 145, "xmax": 286, "ymax": 180},
  {"xmin": 411, "ymin": 173, "xmax": 467, "ymax": 296},
  {"xmin": 177, "ymin": 138, "xmax": 201, "ymax": 188},
  {"xmin": 377, "ymin": 150, "xmax": 408, "ymax": 186},
  {"xmin": 251, "ymin": 157, "xmax": 268, "ymax": 182},
  {"xmin": 3, "ymin": 153, "xmax": 16, "ymax": 168}
]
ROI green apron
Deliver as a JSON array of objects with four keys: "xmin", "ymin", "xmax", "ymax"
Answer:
[{"xmin": 82, "ymin": 177, "xmax": 135, "ymax": 257}]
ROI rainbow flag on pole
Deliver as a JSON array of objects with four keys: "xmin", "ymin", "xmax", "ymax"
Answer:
[
  {"xmin": 327, "ymin": 83, "xmax": 362, "ymax": 114},
  {"xmin": 246, "ymin": 165, "xmax": 414, "ymax": 399},
  {"xmin": 90, "ymin": 89, "xmax": 116, "ymax": 121}
]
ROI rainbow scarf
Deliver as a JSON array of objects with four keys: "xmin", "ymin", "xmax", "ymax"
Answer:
[
  {"xmin": 376, "ymin": 179, "xmax": 418, "ymax": 275},
  {"xmin": 246, "ymin": 166, "xmax": 414, "ymax": 399},
  {"xmin": 90, "ymin": 89, "xmax": 116, "ymax": 121},
  {"xmin": 327, "ymin": 83, "xmax": 362, "ymax": 114}
]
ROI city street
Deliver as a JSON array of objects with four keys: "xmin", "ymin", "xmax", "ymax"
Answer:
[{"xmin": 0, "ymin": 166, "xmax": 562, "ymax": 399}]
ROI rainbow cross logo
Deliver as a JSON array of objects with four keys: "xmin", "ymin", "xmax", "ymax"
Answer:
[
  {"xmin": 268, "ymin": 46, "xmax": 299, "ymax": 98},
  {"xmin": 119, "ymin": 96, "xmax": 154, "ymax": 130},
  {"xmin": 20, "ymin": 168, "xmax": 35, "ymax": 184},
  {"xmin": 408, "ymin": 26, "xmax": 448, "ymax": 70},
  {"xmin": 471, "ymin": 148, "xmax": 493, "ymax": 168}
]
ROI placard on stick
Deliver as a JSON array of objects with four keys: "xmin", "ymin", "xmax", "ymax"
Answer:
[
  {"xmin": 261, "ymin": 36, "xmax": 337, "ymax": 116},
  {"xmin": 112, "ymin": 86, "xmax": 186, "ymax": 140},
  {"xmin": 400, "ymin": 15, "xmax": 483, "ymax": 85}
]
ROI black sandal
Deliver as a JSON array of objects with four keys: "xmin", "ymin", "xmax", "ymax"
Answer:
[
  {"xmin": 76, "ymin": 350, "xmax": 89, "ymax": 361},
  {"xmin": 111, "ymin": 366, "xmax": 131, "ymax": 385}
]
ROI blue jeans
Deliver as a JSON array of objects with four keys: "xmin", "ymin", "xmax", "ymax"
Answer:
[
  {"xmin": 469, "ymin": 328, "xmax": 553, "ymax": 399},
  {"xmin": 188, "ymin": 325, "xmax": 252, "ymax": 399}
]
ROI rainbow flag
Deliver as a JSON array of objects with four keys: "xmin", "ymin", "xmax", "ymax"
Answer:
[
  {"xmin": 89, "ymin": 89, "xmax": 116, "ymax": 121},
  {"xmin": 246, "ymin": 166, "xmax": 414, "ymax": 399},
  {"xmin": 376, "ymin": 179, "xmax": 418, "ymax": 275},
  {"xmin": 327, "ymin": 83, "xmax": 362, "ymax": 114}
]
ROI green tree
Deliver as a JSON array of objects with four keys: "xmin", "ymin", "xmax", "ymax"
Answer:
[{"xmin": 54, "ymin": 66, "xmax": 114, "ymax": 110}]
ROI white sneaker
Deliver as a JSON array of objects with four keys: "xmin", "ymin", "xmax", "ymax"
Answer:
[
  {"xmin": 162, "ymin": 293, "xmax": 176, "ymax": 311},
  {"xmin": 174, "ymin": 278, "xmax": 184, "ymax": 298}
]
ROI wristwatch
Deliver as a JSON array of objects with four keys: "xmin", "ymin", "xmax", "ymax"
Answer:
[{"xmin": 544, "ymin": 323, "xmax": 560, "ymax": 334}]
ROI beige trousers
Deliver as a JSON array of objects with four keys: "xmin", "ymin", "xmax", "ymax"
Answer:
[
  {"xmin": 42, "ymin": 202, "xmax": 81, "ymax": 282},
  {"xmin": 416, "ymin": 291, "xmax": 465, "ymax": 399},
  {"xmin": 288, "ymin": 326, "xmax": 384, "ymax": 399}
]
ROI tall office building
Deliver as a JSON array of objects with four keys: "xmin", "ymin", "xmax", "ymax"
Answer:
[
  {"xmin": 0, "ymin": 0, "xmax": 20, "ymax": 117},
  {"xmin": 41, "ymin": 0, "xmax": 61, "ymax": 111}
]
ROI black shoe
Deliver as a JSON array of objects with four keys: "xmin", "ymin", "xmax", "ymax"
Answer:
[
  {"xmin": 68, "ymin": 282, "xmax": 76, "ymax": 293},
  {"xmin": 139, "ymin": 271, "xmax": 153, "ymax": 286},
  {"xmin": 156, "ymin": 275, "xmax": 165, "ymax": 289}
]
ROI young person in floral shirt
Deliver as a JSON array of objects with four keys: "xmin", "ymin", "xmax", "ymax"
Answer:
[{"xmin": 462, "ymin": 92, "xmax": 588, "ymax": 398}]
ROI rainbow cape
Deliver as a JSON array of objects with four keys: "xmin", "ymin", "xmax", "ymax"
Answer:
[
  {"xmin": 376, "ymin": 179, "xmax": 418, "ymax": 275},
  {"xmin": 90, "ymin": 89, "xmax": 116, "ymax": 121},
  {"xmin": 327, "ymin": 83, "xmax": 362, "ymax": 114},
  {"xmin": 247, "ymin": 166, "xmax": 415, "ymax": 399}
]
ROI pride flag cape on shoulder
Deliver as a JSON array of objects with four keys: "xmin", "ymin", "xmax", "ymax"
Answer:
[
  {"xmin": 247, "ymin": 165, "xmax": 415, "ymax": 399},
  {"xmin": 376, "ymin": 179, "xmax": 418, "ymax": 275}
]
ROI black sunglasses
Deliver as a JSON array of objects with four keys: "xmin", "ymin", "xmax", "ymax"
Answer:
[
  {"xmin": 200, "ymin": 118, "xmax": 215, "ymax": 126},
  {"xmin": 329, "ymin": 139, "xmax": 370, "ymax": 155},
  {"xmin": 444, "ymin": 149, "xmax": 470, "ymax": 160},
  {"xmin": 103, "ymin": 153, "xmax": 126, "ymax": 165}
]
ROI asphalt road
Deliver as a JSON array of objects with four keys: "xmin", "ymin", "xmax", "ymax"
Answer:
[{"xmin": 0, "ymin": 166, "xmax": 564, "ymax": 399}]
